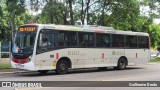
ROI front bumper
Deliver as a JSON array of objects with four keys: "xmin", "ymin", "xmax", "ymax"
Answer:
[{"xmin": 11, "ymin": 60, "xmax": 36, "ymax": 71}]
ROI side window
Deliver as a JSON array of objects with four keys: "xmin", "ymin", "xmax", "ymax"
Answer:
[
  {"xmin": 41, "ymin": 33, "xmax": 48, "ymax": 47},
  {"xmin": 37, "ymin": 30, "xmax": 55, "ymax": 54},
  {"xmin": 88, "ymin": 34, "xmax": 94, "ymax": 47},
  {"xmin": 58, "ymin": 31, "xmax": 77, "ymax": 47},
  {"xmin": 78, "ymin": 32, "xmax": 94, "ymax": 47},
  {"xmin": 66, "ymin": 32, "xmax": 77, "ymax": 46},
  {"xmin": 37, "ymin": 32, "xmax": 47, "ymax": 48},
  {"xmin": 138, "ymin": 36, "xmax": 149, "ymax": 48},
  {"xmin": 112, "ymin": 34, "xmax": 124, "ymax": 47},
  {"xmin": 126, "ymin": 35, "xmax": 137, "ymax": 48},
  {"xmin": 78, "ymin": 33, "xmax": 88, "ymax": 46},
  {"xmin": 47, "ymin": 33, "xmax": 55, "ymax": 48},
  {"xmin": 58, "ymin": 32, "xmax": 65, "ymax": 46},
  {"xmin": 96, "ymin": 33, "xmax": 110, "ymax": 47}
]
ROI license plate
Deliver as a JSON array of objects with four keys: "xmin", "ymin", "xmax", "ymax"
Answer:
[{"xmin": 15, "ymin": 63, "xmax": 24, "ymax": 68}]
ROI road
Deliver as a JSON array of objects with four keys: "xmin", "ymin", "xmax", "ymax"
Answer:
[{"xmin": 0, "ymin": 63, "xmax": 160, "ymax": 90}]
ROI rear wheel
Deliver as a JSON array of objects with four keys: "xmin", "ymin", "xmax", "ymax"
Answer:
[
  {"xmin": 116, "ymin": 57, "xmax": 127, "ymax": 70},
  {"xmin": 55, "ymin": 60, "xmax": 68, "ymax": 74}
]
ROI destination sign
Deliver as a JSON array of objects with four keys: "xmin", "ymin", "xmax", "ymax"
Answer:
[{"xmin": 19, "ymin": 26, "xmax": 37, "ymax": 32}]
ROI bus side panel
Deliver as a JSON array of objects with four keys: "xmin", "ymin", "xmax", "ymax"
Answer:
[
  {"xmin": 110, "ymin": 49, "xmax": 125, "ymax": 66},
  {"xmin": 94, "ymin": 49, "xmax": 111, "ymax": 67},
  {"xmin": 135, "ymin": 49, "xmax": 150, "ymax": 65},
  {"xmin": 82, "ymin": 49, "xmax": 95, "ymax": 68},
  {"xmin": 35, "ymin": 51, "xmax": 57, "ymax": 70},
  {"xmin": 125, "ymin": 49, "xmax": 137, "ymax": 65},
  {"xmin": 57, "ymin": 48, "xmax": 85, "ymax": 69}
]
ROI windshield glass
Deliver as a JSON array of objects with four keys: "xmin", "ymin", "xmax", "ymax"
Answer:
[
  {"xmin": 12, "ymin": 26, "xmax": 37, "ymax": 58},
  {"xmin": 13, "ymin": 31, "xmax": 36, "ymax": 53}
]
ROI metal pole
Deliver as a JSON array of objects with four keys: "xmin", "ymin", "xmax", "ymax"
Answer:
[
  {"xmin": 0, "ymin": 41, "xmax": 1, "ymax": 62},
  {"xmin": 9, "ymin": 41, "xmax": 11, "ymax": 62}
]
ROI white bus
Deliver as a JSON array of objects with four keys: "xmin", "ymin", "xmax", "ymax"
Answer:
[{"xmin": 11, "ymin": 24, "xmax": 150, "ymax": 74}]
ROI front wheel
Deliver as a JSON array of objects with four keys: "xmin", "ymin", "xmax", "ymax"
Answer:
[
  {"xmin": 55, "ymin": 60, "xmax": 68, "ymax": 75},
  {"xmin": 116, "ymin": 58, "xmax": 127, "ymax": 70}
]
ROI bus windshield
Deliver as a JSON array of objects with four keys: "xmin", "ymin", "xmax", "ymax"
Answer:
[{"xmin": 12, "ymin": 26, "xmax": 37, "ymax": 58}]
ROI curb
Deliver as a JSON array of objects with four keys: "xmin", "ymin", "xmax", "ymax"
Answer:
[
  {"xmin": 146, "ymin": 62, "xmax": 159, "ymax": 65},
  {"xmin": 0, "ymin": 69, "xmax": 29, "ymax": 75},
  {"xmin": 0, "ymin": 71, "xmax": 28, "ymax": 74}
]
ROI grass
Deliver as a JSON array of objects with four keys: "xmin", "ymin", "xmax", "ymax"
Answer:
[
  {"xmin": 150, "ymin": 58, "xmax": 160, "ymax": 62},
  {"xmin": 0, "ymin": 64, "xmax": 11, "ymax": 69}
]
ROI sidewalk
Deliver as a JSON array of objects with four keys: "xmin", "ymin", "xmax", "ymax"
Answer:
[
  {"xmin": 147, "ymin": 62, "xmax": 160, "ymax": 65},
  {"xmin": 0, "ymin": 58, "xmax": 29, "ymax": 74},
  {"xmin": 0, "ymin": 58, "xmax": 10, "ymax": 64}
]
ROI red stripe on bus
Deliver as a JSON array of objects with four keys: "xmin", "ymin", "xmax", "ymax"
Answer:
[
  {"xmin": 12, "ymin": 57, "xmax": 28, "ymax": 64},
  {"xmin": 94, "ymin": 30, "xmax": 105, "ymax": 33},
  {"xmin": 56, "ymin": 53, "xmax": 59, "ymax": 60},
  {"xmin": 102, "ymin": 53, "xmax": 104, "ymax": 60}
]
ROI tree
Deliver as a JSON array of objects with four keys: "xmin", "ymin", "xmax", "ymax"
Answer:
[
  {"xmin": 6, "ymin": 0, "xmax": 26, "ymax": 39},
  {"xmin": 39, "ymin": 0, "xmax": 66, "ymax": 24},
  {"xmin": 67, "ymin": 0, "xmax": 74, "ymax": 25}
]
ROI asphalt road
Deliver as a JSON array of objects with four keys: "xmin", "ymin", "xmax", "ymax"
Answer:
[{"xmin": 0, "ymin": 63, "xmax": 160, "ymax": 90}]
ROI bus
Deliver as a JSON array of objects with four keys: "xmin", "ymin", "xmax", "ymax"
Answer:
[{"xmin": 11, "ymin": 24, "xmax": 150, "ymax": 74}]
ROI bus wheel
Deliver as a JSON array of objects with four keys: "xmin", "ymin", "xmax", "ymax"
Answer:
[
  {"xmin": 55, "ymin": 60, "xmax": 68, "ymax": 74},
  {"xmin": 117, "ymin": 57, "xmax": 127, "ymax": 70},
  {"xmin": 38, "ymin": 70, "xmax": 48, "ymax": 74}
]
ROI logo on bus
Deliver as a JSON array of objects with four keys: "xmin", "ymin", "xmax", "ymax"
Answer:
[{"xmin": 112, "ymin": 50, "xmax": 124, "ymax": 55}]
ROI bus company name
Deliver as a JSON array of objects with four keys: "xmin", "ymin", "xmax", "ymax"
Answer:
[
  {"xmin": 12, "ymin": 82, "xmax": 42, "ymax": 88},
  {"xmin": 112, "ymin": 50, "xmax": 124, "ymax": 55}
]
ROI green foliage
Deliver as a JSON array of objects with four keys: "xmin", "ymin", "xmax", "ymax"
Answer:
[
  {"xmin": 0, "ymin": 64, "xmax": 11, "ymax": 69},
  {"xmin": 40, "ymin": 1, "xmax": 65, "ymax": 24},
  {"xmin": 6, "ymin": 0, "xmax": 26, "ymax": 33},
  {"xmin": 150, "ymin": 58, "xmax": 160, "ymax": 62},
  {"xmin": 6, "ymin": 0, "xmax": 25, "ymax": 16},
  {"xmin": 147, "ymin": 24, "xmax": 160, "ymax": 48},
  {"xmin": 108, "ymin": 0, "xmax": 140, "ymax": 30}
]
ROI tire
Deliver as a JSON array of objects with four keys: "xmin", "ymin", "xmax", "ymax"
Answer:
[
  {"xmin": 55, "ymin": 60, "xmax": 68, "ymax": 75},
  {"xmin": 116, "ymin": 57, "xmax": 127, "ymax": 70},
  {"xmin": 38, "ymin": 70, "xmax": 48, "ymax": 74}
]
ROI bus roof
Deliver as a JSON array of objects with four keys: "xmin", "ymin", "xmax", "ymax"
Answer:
[{"xmin": 21, "ymin": 24, "xmax": 149, "ymax": 36}]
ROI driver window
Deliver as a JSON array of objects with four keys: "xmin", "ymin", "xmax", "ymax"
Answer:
[
  {"xmin": 37, "ymin": 30, "xmax": 55, "ymax": 54},
  {"xmin": 42, "ymin": 33, "xmax": 48, "ymax": 47}
]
